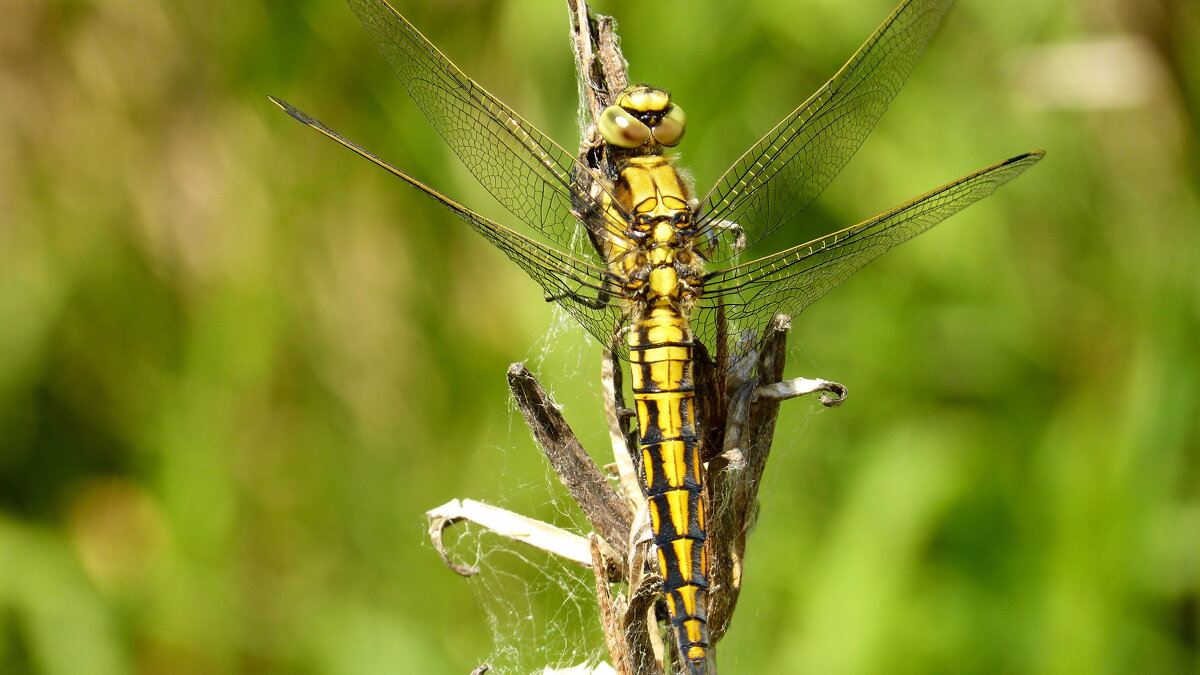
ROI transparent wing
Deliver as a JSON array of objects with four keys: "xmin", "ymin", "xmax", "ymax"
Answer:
[
  {"xmin": 271, "ymin": 97, "xmax": 627, "ymax": 347},
  {"xmin": 696, "ymin": 0, "xmax": 952, "ymax": 262},
  {"xmin": 693, "ymin": 151, "xmax": 1044, "ymax": 365},
  {"xmin": 346, "ymin": 0, "xmax": 623, "ymax": 262}
]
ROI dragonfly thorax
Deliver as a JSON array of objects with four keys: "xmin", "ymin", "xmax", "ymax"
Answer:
[{"xmin": 603, "ymin": 156, "xmax": 704, "ymax": 309}]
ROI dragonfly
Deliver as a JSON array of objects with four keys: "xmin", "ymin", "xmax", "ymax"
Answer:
[{"xmin": 272, "ymin": 0, "xmax": 1041, "ymax": 671}]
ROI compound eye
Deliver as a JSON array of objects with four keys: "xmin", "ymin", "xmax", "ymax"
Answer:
[
  {"xmin": 599, "ymin": 105, "xmax": 652, "ymax": 148},
  {"xmin": 653, "ymin": 104, "xmax": 686, "ymax": 147}
]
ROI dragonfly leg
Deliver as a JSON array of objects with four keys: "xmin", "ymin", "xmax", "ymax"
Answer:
[{"xmin": 543, "ymin": 290, "xmax": 609, "ymax": 310}]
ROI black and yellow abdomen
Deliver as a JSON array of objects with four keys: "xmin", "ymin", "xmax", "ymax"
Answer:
[{"xmin": 628, "ymin": 304, "xmax": 709, "ymax": 669}]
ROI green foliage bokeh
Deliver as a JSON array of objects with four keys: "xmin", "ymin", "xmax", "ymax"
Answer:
[{"xmin": 1, "ymin": 0, "xmax": 1197, "ymax": 673}]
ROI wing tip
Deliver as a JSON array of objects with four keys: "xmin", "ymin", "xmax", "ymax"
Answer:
[
  {"xmin": 1012, "ymin": 149, "xmax": 1046, "ymax": 164},
  {"xmin": 266, "ymin": 95, "xmax": 318, "ymax": 127},
  {"xmin": 990, "ymin": 150, "xmax": 1045, "ymax": 177}
]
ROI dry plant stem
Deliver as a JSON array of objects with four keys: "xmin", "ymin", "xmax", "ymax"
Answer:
[
  {"xmin": 621, "ymin": 537, "xmax": 666, "ymax": 675},
  {"xmin": 603, "ymin": 348, "xmax": 643, "ymax": 507},
  {"xmin": 568, "ymin": 0, "xmax": 628, "ymax": 124},
  {"xmin": 602, "ymin": 351, "xmax": 668, "ymax": 674},
  {"xmin": 592, "ymin": 535, "xmax": 634, "ymax": 675},
  {"xmin": 705, "ymin": 315, "xmax": 789, "ymax": 642},
  {"xmin": 568, "ymin": 0, "xmax": 599, "ymax": 129},
  {"xmin": 508, "ymin": 363, "xmax": 633, "ymax": 562}
]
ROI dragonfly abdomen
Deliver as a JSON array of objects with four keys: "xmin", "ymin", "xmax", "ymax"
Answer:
[{"xmin": 628, "ymin": 307, "xmax": 709, "ymax": 671}]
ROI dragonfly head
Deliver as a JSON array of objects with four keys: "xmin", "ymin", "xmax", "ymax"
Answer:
[{"xmin": 599, "ymin": 85, "xmax": 687, "ymax": 149}]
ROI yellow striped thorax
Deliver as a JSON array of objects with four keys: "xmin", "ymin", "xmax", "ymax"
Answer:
[{"xmin": 600, "ymin": 155, "xmax": 704, "ymax": 307}]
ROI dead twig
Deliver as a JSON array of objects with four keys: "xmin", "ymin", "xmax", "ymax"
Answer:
[{"xmin": 508, "ymin": 363, "xmax": 633, "ymax": 562}]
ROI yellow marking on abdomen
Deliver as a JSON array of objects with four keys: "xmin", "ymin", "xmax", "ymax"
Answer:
[{"xmin": 672, "ymin": 538, "xmax": 694, "ymax": 582}]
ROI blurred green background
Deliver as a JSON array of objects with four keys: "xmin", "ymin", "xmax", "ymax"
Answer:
[{"xmin": 2, "ymin": 0, "xmax": 1197, "ymax": 672}]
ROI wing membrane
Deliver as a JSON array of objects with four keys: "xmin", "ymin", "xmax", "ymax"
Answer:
[
  {"xmin": 270, "ymin": 96, "xmax": 626, "ymax": 347},
  {"xmin": 346, "ymin": 0, "xmax": 622, "ymax": 261},
  {"xmin": 696, "ymin": 0, "xmax": 951, "ymax": 261},
  {"xmin": 694, "ymin": 151, "xmax": 1044, "ymax": 361}
]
